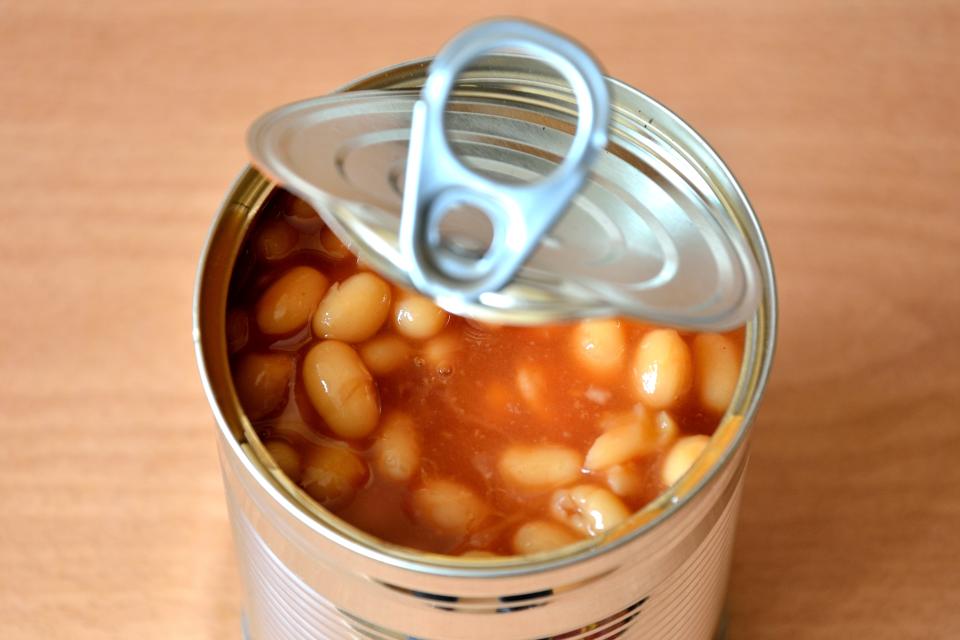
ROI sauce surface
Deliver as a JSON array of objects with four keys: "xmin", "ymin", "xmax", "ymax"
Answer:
[{"xmin": 227, "ymin": 191, "xmax": 744, "ymax": 556}]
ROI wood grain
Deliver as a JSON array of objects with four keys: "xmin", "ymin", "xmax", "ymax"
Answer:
[{"xmin": 1, "ymin": 1, "xmax": 958, "ymax": 638}]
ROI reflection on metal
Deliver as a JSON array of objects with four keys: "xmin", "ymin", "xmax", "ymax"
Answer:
[
  {"xmin": 247, "ymin": 23, "xmax": 762, "ymax": 330},
  {"xmin": 197, "ymin": 22, "xmax": 777, "ymax": 640}
]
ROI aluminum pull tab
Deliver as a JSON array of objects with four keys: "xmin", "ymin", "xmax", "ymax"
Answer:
[{"xmin": 400, "ymin": 19, "xmax": 610, "ymax": 304}]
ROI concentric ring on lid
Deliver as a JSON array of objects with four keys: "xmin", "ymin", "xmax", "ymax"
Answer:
[{"xmin": 247, "ymin": 60, "xmax": 760, "ymax": 331}]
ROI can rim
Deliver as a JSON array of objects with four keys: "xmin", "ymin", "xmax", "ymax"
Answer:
[{"xmin": 193, "ymin": 55, "xmax": 777, "ymax": 578}]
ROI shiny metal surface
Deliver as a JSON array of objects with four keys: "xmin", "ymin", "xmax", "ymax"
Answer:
[
  {"xmin": 247, "ymin": 53, "xmax": 761, "ymax": 331},
  {"xmin": 220, "ymin": 432, "xmax": 746, "ymax": 639},
  {"xmin": 197, "ymin": 56, "xmax": 777, "ymax": 639},
  {"xmin": 399, "ymin": 20, "xmax": 609, "ymax": 303}
]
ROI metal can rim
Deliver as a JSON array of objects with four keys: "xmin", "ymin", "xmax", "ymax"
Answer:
[{"xmin": 193, "ymin": 54, "xmax": 778, "ymax": 578}]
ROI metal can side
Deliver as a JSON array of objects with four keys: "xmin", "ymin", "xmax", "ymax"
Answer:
[{"xmin": 194, "ymin": 56, "xmax": 777, "ymax": 640}]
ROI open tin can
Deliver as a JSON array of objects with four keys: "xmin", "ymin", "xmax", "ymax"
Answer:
[{"xmin": 194, "ymin": 39, "xmax": 776, "ymax": 640}]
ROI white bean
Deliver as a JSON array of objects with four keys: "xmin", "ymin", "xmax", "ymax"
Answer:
[
  {"xmin": 584, "ymin": 410, "xmax": 657, "ymax": 470},
  {"xmin": 598, "ymin": 407, "xmax": 649, "ymax": 431},
  {"xmin": 255, "ymin": 266, "xmax": 329, "ymax": 335},
  {"xmin": 499, "ymin": 445, "xmax": 582, "ymax": 491},
  {"xmin": 605, "ymin": 464, "xmax": 644, "ymax": 498},
  {"xmin": 264, "ymin": 439, "xmax": 302, "ymax": 482},
  {"xmin": 655, "ymin": 411, "xmax": 679, "ymax": 445},
  {"xmin": 301, "ymin": 444, "xmax": 368, "ymax": 509},
  {"xmin": 693, "ymin": 333, "xmax": 741, "ymax": 414},
  {"xmin": 393, "ymin": 293, "xmax": 448, "ymax": 340},
  {"xmin": 515, "ymin": 365, "xmax": 546, "ymax": 411},
  {"xmin": 233, "ymin": 352, "xmax": 293, "ymax": 420},
  {"xmin": 550, "ymin": 484, "xmax": 630, "ymax": 537},
  {"xmin": 313, "ymin": 273, "xmax": 392, "ymax": 343},
  {"xmin": 301, "ymin": 226, "xmax": 351, "ymax": 260},
  {"xmin": 512, "ymin": 520, "xmax": 579, "ymax": 555},
  {"xmin": 302, "ymin": 340, "xmax": 380, "ymax": 439},
  {"xmin": 572, "ymin": 319, "xmax": 625, "ymax": 376},
  {"xmin": 661, "ymin": 435, "xmax": 711, "ymax": 486},
  {"xmin": 411, "ymin": 479, "xmax": 490, "ymax": 536},
  {"xmin": 359, "ymin": 335, "xmax": 412, "ymax": 376},
  {"xmin": 287, "ymin": 197, "xmax": 323, "ymax": 233},
  {"xmin": 255, "ymin": 219, "xmax": 298, "ymax": 261},
  {"xmin": 373, "ymin": 412, "xmax": 421, "ymax": 482},
  {"xmin": 631, "ymin": 329, "xmax": 693, "ymax": 410},
  {"xmin": 422, "ymin": 332, "xmax": 461, "ymax": 375},
  {"xmin": 320, "ymin": 227, "xmax": 351, "ymax": 260}
]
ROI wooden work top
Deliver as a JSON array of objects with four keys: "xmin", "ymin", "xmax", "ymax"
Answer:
[{"xmin": 1, "ymin": 1, "xmax": 957, "ymax": 638}]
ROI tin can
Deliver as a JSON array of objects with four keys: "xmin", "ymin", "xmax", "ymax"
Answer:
[{"xmin": 194, "ymin": 55, "xmax": 776, "ymax": 640}]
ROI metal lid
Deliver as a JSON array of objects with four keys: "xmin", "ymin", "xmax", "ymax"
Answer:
[{"xmin": 247, "ymin": 21, "xmax": 760, "ymax": 330}]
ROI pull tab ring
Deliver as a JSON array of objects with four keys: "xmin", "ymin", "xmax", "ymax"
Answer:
[{"xmin": 400, "ymin": 19, "xmax": 610, "ymax": 304}]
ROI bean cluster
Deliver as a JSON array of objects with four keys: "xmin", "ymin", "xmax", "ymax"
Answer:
[{"xmin": 227, "ymin": 193, "xmax": 743, "ymax": 556}]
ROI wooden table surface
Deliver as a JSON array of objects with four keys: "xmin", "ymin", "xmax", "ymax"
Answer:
[{"xmin": 1, "ymin": 1, "xmax": 958, "ymax": 638}]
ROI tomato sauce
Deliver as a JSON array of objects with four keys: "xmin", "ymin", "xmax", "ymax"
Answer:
[{"xmin": 227, "ymin": 191, "xmax": 744, "ymax": 556}]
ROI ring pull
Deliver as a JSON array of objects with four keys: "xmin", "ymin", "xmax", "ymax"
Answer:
[{"xmin": 400, "ymin": 19, "xmax": 610, "ymax": 304}]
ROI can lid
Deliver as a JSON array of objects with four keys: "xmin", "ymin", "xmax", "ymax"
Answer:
[{"xmin": 247, "ymin": 21, "xmax": 760, "ymax": 330}]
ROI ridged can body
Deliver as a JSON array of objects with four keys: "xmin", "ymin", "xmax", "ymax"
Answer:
[{"xmin": 194, "ymin": 59, "xmax": 777, "ymax": 640}]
